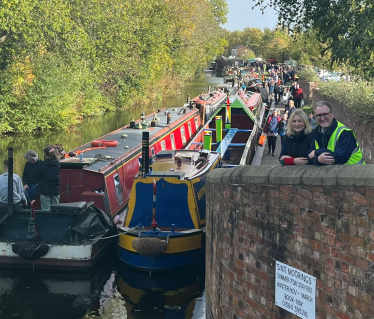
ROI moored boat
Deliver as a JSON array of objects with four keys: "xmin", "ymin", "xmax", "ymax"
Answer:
[
  {"xmin": 0, "ymin": 93, "xmax": 226, "ymax": 270},
  {"xmin": 188, "ymin": 92, "xmax": 264, "ymax": 167},
  {"xmin": 117, "ymin": 93, "xmax": 264, "ymax": 271},
  {"xmin": 0, "ymin": 149, "xmax": 116, "ymax": 270},
  {"xmin": 59, "ymin": 92, "xmax": 226, "ymax": 219},
  {"xmin": 117, "ymin": 148, "xmax": 221, "ymax": 271}
]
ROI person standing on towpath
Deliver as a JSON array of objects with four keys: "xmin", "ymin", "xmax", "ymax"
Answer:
[{"xmin": 308, "ymin": 101, "xmax": 365, "ymax": 165}]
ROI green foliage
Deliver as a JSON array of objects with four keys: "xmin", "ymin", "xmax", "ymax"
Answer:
[
  {"xmin": 223, "ymin": 27, "xmax": 326, "ymax": 65},
  {"xmin": 250, "ymin": 0, "xmax": 374, "ymax": 79},
  {"xmin": 0, "ymin": 0, "xmax": 227, "ymax": 135},
  {"xmin": 318, "ymin": 80, "xmax": 374, "ymax": 123},
  {"xmin": 297, "ymin": 68, "xmax": 319, "ymax": 82},
  {"xmin": 301, "ymin": 106, "xmax": 313, "ymax": 115}
]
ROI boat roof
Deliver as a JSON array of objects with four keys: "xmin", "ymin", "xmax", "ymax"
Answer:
[
  {"xmin": 60, "ymin": 106, "xmax": 199, "ymax": 173},
  {"xmin": 146, "ymin": 150, "xmax": 220, "ymax": 180}
]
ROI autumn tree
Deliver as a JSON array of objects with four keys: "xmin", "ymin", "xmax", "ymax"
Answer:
[
  {"xmin": 0, "ymin": 0, "xmax": 227, "ymax": 134},
  {"xmin": 250, "ymin": 0, "xmax": 374, "ymax": 78}
]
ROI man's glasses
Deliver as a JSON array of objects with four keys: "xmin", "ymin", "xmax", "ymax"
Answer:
[{"xmin": 315, "ymin": 112, "xmax": 331, "ymax": 120}]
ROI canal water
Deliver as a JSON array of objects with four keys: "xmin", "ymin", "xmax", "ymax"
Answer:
[{"xmin": 0, "ymin": 76, "xmax": 223, "ymax": 319}]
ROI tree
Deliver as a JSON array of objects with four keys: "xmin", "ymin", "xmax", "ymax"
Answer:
[
  {"xmin": 0, "ymin": 0, "xmax": 227, "ymax": 134},
  {"xmin": 250, "ymin": 0, "xmax": 374, "ymax": 78}
]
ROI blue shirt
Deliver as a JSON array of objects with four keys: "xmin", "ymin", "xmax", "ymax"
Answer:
[{"xmin": 0, "ymin": 173, "xmax": 26, "ymax": 204}]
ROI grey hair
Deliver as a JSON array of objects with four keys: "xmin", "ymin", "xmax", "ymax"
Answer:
[{"xmin": 314, "ymin": 101, "xmax": 333, "ymax": 112}]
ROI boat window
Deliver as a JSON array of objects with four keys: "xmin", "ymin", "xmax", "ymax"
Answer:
[
  {"xmin": 170, "ymin": 133, "xmax": 176, "ymax": 150},
  {"xmin": 194, "ymin": 117, "xmax": 199, "ymax": 130},
  {"xmin": 151, "ymin": 147, "xmax": 155, "ymax": 157},
  {"xmin": 180, "ymin": 126, "xmax": 186, "ymax": 144},
  {"xmin": 188, "ymin": 121, "xmax": 192, "ymax": 137},
  {"xmin": 161, "ymin": 140, "xmax": 166, "ymax": 150},
  {"xmin": 113, "ymin": 174, "xmax": 123, "ymax": 205}
]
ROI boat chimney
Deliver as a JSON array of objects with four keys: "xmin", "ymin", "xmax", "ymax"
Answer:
[
  {"xmin": 208, "ymin": 85, "xmax": 211, "ymax": 93},
  {"xmin": 141, "ymin": 131, "xmax": 150, "ymax": 175},
  {"xmin": 7, "ymin": 147, "xmax": 13, "ymax": 214},
  {"xmin": 166, "ymin": 112, "xmax": 171, "ymax": 125},
  {"xmin": 187, "ymin": 94, "xmax": 190, "ymax": 104},
  {"xmin": 140, "ymin": 112, "xmax": 145, "ymax": 121},
  {"xmin": 129, "ymin": 118, "xmax": 135, "ymax": 128}
]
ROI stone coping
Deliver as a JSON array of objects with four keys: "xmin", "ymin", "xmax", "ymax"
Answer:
[{"xmin": 207, "ymin": 165, "xmax": 374, "ymax": 186}]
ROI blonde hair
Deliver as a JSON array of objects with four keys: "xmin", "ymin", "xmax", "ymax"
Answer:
[
  {"xmin": 286, "ymin": 109, "xmax": 312, "ymax": 137},
  {"xmin": 288, "ymin": 100, "xmax": 295, "ymax": 107}
]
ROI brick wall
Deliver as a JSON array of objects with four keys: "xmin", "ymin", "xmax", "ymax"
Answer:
[
  {"xmin": 313, "ymin": 90, "xmax": 373, "ymax": 164},
  {"xmin": 299, "ymin": 80, "xmax": 317, "ymax": 105},
  {"xmin": 206, "ymin": 165, "xmax": 374, "ymax": 319}
]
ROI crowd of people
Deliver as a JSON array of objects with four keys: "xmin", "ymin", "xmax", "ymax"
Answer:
[
  {"xmin": 0, "ymin": 145, "xmax": 61, "ymax": 211},
  {"xmin": 235, "ymin": 62, "xmax": 365, "ymax": 166}
]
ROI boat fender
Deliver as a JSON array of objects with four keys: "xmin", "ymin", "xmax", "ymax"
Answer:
[
  {"xmin": 132, "ymin": 237, "xmax": 167, "ymax": 256},
  {"xmin": 12, "ymin": 242, "xmax": 49, "ymax": 260},
  {"xmin": 91, "ymin": 140, "xmax": 119, "ymax": 147}
]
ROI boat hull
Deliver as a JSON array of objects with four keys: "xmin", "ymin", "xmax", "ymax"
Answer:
[
  {"xmin": 0, "ymin": 202, "xmax": 116, "ymax": 271},
  {"xmin": 0, "ymin": 236, "xmax": 114, "ymax": 271},
  {"xmin": 117, "ymin": 229, "xmax": 205, "ymax": 271}
]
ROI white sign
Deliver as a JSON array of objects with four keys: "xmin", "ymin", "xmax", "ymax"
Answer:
[{"xmin": 275, "ymin": 261, "xmax": 316, "ymax": 319}]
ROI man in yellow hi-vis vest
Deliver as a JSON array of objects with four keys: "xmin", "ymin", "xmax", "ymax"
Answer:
[{"xmin": 308, "ymin": 101, "xmax": 365, "ymax": 165}]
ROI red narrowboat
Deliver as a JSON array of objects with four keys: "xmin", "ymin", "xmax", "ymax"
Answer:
[{"xmin": 59, "ymin": 92, "xmax": 227, "ymax": 218}]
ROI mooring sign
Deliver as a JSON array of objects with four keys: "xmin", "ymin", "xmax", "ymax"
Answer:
[{"xmin": 275, "ymin": 261, "xmax": 316, "ymax": 319}]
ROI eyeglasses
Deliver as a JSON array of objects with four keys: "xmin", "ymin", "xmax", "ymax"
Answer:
[{"xmin": 315, "ymin": 112, "xmax": 331, "ymax": 120}]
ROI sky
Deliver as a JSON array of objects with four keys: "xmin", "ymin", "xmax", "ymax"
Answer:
[{"xmin": 223, "ymin": 0, "xmax": 278, "ymax": 31}]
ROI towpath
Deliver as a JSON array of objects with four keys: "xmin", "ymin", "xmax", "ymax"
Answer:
[{"xmin": 252, "ymin": 103, "xmax": 284, "ymax": 166}]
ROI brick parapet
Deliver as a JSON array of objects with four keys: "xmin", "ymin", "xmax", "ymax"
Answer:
[
  {"xmin": 298, "ymin": 79, "xmax": 317, "ymax": 105},
  {"xmin": 206, "ymin": 166, "xmax": 374, "ymax": 319}
]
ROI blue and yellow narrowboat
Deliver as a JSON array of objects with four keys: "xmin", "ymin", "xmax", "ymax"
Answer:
[{"xmin": 117, "ymin": 149, "xmax": 221, "ymax": 271}]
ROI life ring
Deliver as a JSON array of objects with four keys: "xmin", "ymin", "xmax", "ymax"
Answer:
[{"xmin": 91, "ymin": 140, "xmax": 118, "ymax": 147}]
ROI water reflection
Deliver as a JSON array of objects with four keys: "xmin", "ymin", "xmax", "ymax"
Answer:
[
  {"xmin": 0, "ymin": 258, "xmax": 114, "ymax": 319},
  {"xmin": 115, "ymin": 262, "xmax": 205, "ymax": 319}
]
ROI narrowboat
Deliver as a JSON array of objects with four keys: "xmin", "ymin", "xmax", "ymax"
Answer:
[
  {"xmin": 117, "ymin": 93, "xmax": 264, "ymax": 271},
  {"xmin": 59, "ymin": 91, "xmax": 226, "ymax": 220},
  {"xmin": 0, "ymin": 150, "xmax": 116, "ymax": 270},
  {"xmin": 0, "ymin": 92, "xmax": 226, "ymax": 270},
  {"xmin": 188, "ymin": 92, "xmax": 264, "ymax": 167},
  {"xmin": 117, "ymin": 148, "xmax": 221, "ymax": 271}
]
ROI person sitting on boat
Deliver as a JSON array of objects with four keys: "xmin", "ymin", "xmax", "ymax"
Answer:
[
  {"xmin": 22, "ymin": 150, "xmax": 42, "ymax": 208},
  {"xmin": 0, "ymin": 159, "xmax": 27, "ymax": 210},
  {"xmin": 34, "ymin": 145, "xmax": 61, "ymax": 211},
  {"xmin": 279, "ymin": 110, "xmax": 313, "ymax": 165}
]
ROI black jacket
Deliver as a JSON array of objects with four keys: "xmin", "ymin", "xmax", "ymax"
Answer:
[
  {"xmin": 22, "ymin": 160, "xmax": 42, "ymax": 185},
  {"xmin": 35, "ymin": 159, "xmax": 60, "ymax": 196},
  {"xmin": 280, "ymin": 132, "xmax": 313, "ymax": 159}
]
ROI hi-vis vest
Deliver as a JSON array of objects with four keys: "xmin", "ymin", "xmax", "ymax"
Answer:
[{"xmin": 315, "ymin": 121, "xmax": 365, "ymax": 165}]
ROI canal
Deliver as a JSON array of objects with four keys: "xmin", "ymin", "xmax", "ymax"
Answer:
[{"xmin": 0, "ymin": 75, "xmax": 223, "ymax": 319}]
